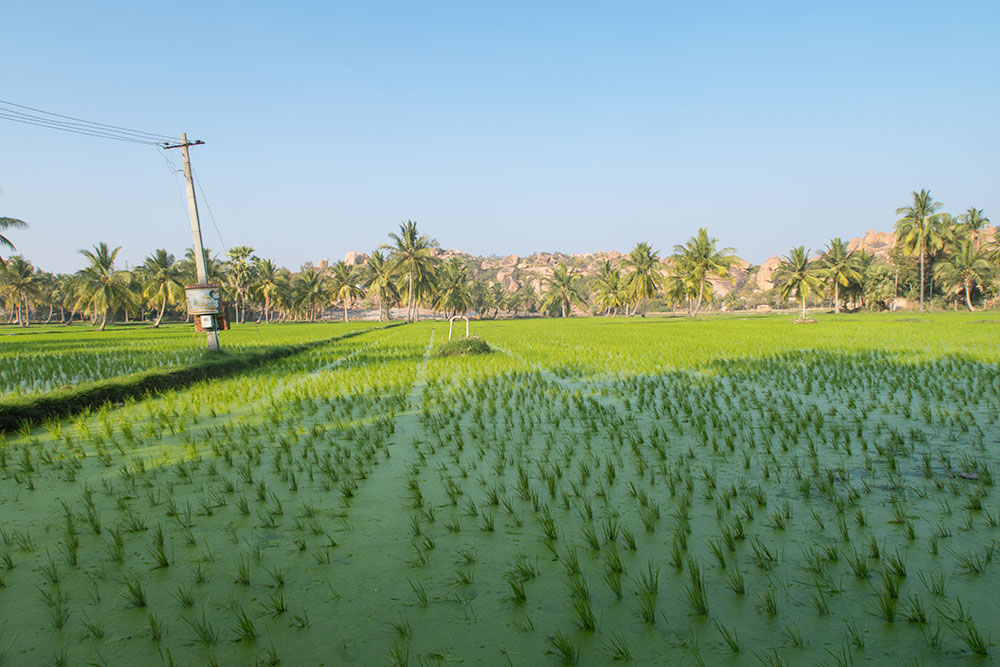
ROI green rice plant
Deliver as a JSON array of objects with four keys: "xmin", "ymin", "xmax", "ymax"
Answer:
[
  {"xmin": 935, "ymin": 598, "xmax": 990, "ymax": 655},
  {"xmin": 505, "ymin": 574, "xmax": 527, "ymax": 605},
  {"xmin": 902, "ymin": 593, "xmax": 927, "ymax": 624},
  {"xmin": 885, "ymin": 548, "xmax": 907, "ymax": 578},
  {"xmin": 59, "ymin": 532, "xmax": 79, "ymax": 567},
  {"xmin": 182, "ymin": 608, "xmax": 221, "ymax": 646},
  {"xmin": 600, "ymin": 629, "xmax": 633, "ymax": 661},
  {"xmin": 547, "ymin": 632, "xmax": 579, "ymax": 665},
  {"xmin": 581, "ymin": 525, "xmax": 600, "ymax": 551},
  {"xmin": 668, "ymin": 534, "xmax": 685, "ymax": 570},
  {"xmin": 844, "ymin": 619, "xmax": 865, "ymax": 649},
  {"xmin": 784, "ymin": 622, "xmax": 805, "ymax": 647},
  {"xmin": 232, "ymin": 606, "xmax": 258, "ymax": 641},
  {"xmin": 636, "ymin": 592, "xmax": 656, "ymax": 623},
  {"xmin": 810, "ymin": 580, "xmax": 830, "ymax": 615},
  {"xmin": 571, "ymin": 596, "xmax": 596, "ymax": 631},
  {"xmin": 750, "ymin": 537, "xmax": 777, "ymax": 570},
  {"xmin": 602, "ymin": 570, "xmax": 623, "ymax": 599},
  {"xmin": 707, "ymin": 538, "xmax": 726, "ymax": 569},
  {"xmin": 147, "ymin": 612, "xmax": 166, "ymax": 641},
  {"xmin": 620, "ymin": 526, "xmax": 636, "ymax": 551},
  {"xmin": 756, "ymin": 586, "xmax": 778, "ymax": 616},
  {"xmin": 685, "ymin": 557, "xmax": 709, "ymax": 615},
  {"xmin": 951, "ymin": 543, "xmax": 994, "ymax": 574},
  {"xmin": 846, "ymin": 547, "xmax": 870, "ymax": 578},
  {"xmin": 171, "ymin": 584, "xmax": 194, "ymax": 608},
  {"xmin": 121, "ymin": 573, "xmax": 147, "ymax": 607},
  {"xmin": 260, "ymin": 591, "xmax": 287, "ymax": 616},
  {"xmin": 388, "ymin": 638, "xmax": 410, "ymax": 667},
  {"xmin": 567, "ymin": 574, "xmax": 590, "ymax": 600},
  {"xmin": 290, "ymin": 609, "xmax": 311, "ymax": 629},
  {"xmin": 39, "ymin": 551, "xmax": 60, "ymax": 585},
  {"xmin": 234, "ymin": 555, "xmax": 252, "ymax": 585},
  {"xmin": 874, "ymin": 586, "xmax": 896, "ymax": 622},
  {"xmin": 725, "ymin": 565, "xmax": 746, "ymax": 595},
  {"xmin": 601, "ymin": 515, "xmax": 620, "ymax": 544},
  {"xmin": 267, "ymin": 564, "xmax": 285, "ymax": 587},
  {"xmin": 408, "ymin": 578, "xmax": 428, "ymax": 607},
  {"xmin": 866, "ymin": 535, "xmax": 880, "ymax": 560},
  {"xmin": 454, "ymin": 566, "xmax": 474, "ymax": 585},
  {"xmin": 714, "ymin": 619, "xmax": 741, "ymax": 652},
  {"xmin": 918, "ymin": 568, "xmax": 947, "ymax": 596}
]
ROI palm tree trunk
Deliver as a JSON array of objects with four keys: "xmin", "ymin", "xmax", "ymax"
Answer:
[
  {"xmin": 965, "ymin": 281, "xmax": 974, "ymax": 311},
  {"xmin": 693, "ymin": 280, "xmax": 705, "ymax": 317},
  {"xmin": 45, "ymin": 303, "xmax": 54, "ymax": 324},
  {"xmin": 343, "ymin": 301, "xmax": 348, "ymax": 322},
  {"xmin": 801, "ymin": 295, "xmax": 807, "ymax": 319},
  {"xmin": 407, "ymin": 269, "xmax": 415, "ymax": 323},
  {"xmin": 834, "ymin": 282, "xmax": 840, "ymax": 314},
  {"xmin": 153, "ymin": 293, "xmax": 166, "ymax": 327},
  {"xmin": 99, "ymin": 310, "xmax": 108, "ymax": 331},
  {"xmin": 919, "ymin": 246, "xmax": 926, "ymax": 311}
]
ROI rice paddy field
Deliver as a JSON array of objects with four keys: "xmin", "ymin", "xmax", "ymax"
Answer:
[
  {"xmin": 1, "ymin": 313, "xmax": 998, "ymax": 666},
  {"xmin": 0, "ymin": 322, "xmax": 381, "ymax": 398}
]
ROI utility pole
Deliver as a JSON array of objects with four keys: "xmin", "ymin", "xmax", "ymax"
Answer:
[{"xmin": 164, "ymin": 133, "xmax": 220, "ymax": 351}]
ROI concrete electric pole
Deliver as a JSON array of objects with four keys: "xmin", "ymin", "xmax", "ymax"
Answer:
[{"xmin": 165, "ymin": 133, "xmax": 220, "ymax": 351}]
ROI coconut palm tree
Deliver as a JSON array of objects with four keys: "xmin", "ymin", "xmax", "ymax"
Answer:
[
  {"xmin": 432, "ymin": 257, "xmax": 473, "ymax": 317},
  {"xmin": 622, "ymin": 242, "xmax": 662, "ymax": 316},
  {"xmin": 362, "ymin": 250, "xmax": 400, "ymax": 321},
  {"xmin": 0, "ymin": 217, "xmax": 28, "ymax": 266},
  {"xmin": 774, "ymin": 246, "xmax": 826, "ymax": 319},
  {"xmin": 662, "ymin": 272, "xmax": 698, "ymax": 314},
  {"xmin": 383, "ymin": 221, "xmax": 439, "ymax": 322},
  {"xmin": 293, "ymin": 268, "xmax": 328, "ymax": 322},
  {"xmin": 140, "ymin": 249, "xmax": 185, "ymax": 327},
  {"xmin": 328, "ymin": 261, "xmax": 365, "ymax": 322},
  {"xmin": 74, "ymin": 242, "xmax": 135, "ymax": 330},
  {"xmin": 956, "ymin": 207, "xmax": 990, "ymax": 250},
  {"xmin": 225, "ymin": 245, "xmax": 257, "ymax": 324},
  {"xmin": 672, "ymin": 229, "xmax": 738, "ymax": 317},
  {"xmin": 252, "ymin": 258, "xmax": 281, "ymax": 323},
  {"xmin": 592, "ymin": 260, "xmax": 626, "ymax": 316},
  {"xmin": 543, "ymin": 263, "xmax": 588, "ymax": 318},
  {"xmin": 895, "ymin": 189, "xmax": 947, "ymax": 311},
  {"xmin": 34, "ymin": 271, "xmax": 60, "ymax": 324},
  {"xmin": 0, "ymin": 255, "xmax": 39, "ymax": 326},
  {"xmin": 819, "ymin": 238, "xmax": 861, "ymax": 314},
  {"xmin": 933, "ymin": 239, "xmax": 994, "ymax": 311},
  {"xmin": 516, "ymin": 283, "xmax": 539, "ymax": 315}
]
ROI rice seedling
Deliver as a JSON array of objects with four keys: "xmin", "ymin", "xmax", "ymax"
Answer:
[
  {"xmin": 182, "ymin": 609, "xmax": 221, "ymax": 646},
  {"xmin": 600, "ymin": 629, "xmax": 633, "ymax": 661},
  {"xmin": 547, "ymin": 631, "xmax": 579, "ymax": 665}
]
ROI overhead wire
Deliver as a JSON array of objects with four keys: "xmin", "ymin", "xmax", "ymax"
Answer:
[
  {"xmin": 0, "ymin": 98, "xmax": 177, "ymax": 143},
  {"xmin": 3, "ymin": 97, "xmax": 231, "ymax": 268},
  {"xmin": 192, "ymin": 166, "xmax": 228, "ymax": 255}
]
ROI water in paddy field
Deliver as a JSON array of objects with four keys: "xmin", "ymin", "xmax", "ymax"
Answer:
[{"xmin": 0, "ymin": 315, "xmax": 998, "ymax": 665}]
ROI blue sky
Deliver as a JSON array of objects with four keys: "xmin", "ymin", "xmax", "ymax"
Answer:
[{"xmin": 2, "ymin": 1, "xmax": 998, "ymax": 273}]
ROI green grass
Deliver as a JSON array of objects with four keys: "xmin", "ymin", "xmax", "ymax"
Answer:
[{"xmin": 0, "ymin": 313, "xmax": 998, "ymax": 664}]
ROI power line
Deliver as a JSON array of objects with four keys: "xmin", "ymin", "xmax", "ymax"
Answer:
[
  {"xmin": 0, "ymin": 110, "xmax": 163, "ymax": 145},
  {"xmin": 192, "ymin": 166, "xmax": 228, "ymax": 255},
  {"xmin": 0, "ymin": 98, "xmax": 177, "ymax": 143}
]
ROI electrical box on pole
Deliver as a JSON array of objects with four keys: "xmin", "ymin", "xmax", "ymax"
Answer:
[{"xmin": 164, "ymin": 133, "xmax": 220, "ymax": 351}]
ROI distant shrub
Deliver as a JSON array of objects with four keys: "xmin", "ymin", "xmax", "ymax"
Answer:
[{"xmin": 435, "ymin": 336, "xmax": 491, "ymax": 357}]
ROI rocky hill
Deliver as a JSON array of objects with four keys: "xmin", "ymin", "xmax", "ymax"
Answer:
[{"xmin": 339, "ymin": 226, "xmax": 996, "ymax": 297}]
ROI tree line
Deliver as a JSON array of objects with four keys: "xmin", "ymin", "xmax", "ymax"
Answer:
[{"xmin": 0, "ymin": 190, "xmax": 996, "ymax": 327}]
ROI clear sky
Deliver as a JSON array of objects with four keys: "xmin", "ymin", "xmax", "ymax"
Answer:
[{"xmin": 2, "ymin": 1, "xmax": 998, "ymax": 273}]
